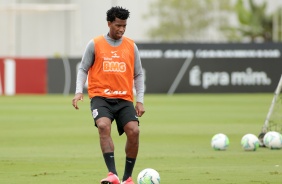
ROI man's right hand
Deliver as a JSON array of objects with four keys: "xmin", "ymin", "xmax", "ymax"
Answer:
[{"xmin": 72, "ymin": 93, "xmax": 84, "ymax": 110}]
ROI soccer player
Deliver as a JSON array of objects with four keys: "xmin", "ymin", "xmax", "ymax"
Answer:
[{"xmin": 72, "ymin": 6, "xmax": 145, "ymax": 184}]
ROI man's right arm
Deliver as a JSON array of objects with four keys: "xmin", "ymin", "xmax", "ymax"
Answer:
[
  {"xmin": 72, "ymin": 40, "xmax": 95, "ymax": 110},
  {"xmin": 75, "ymin": 40, "xmax": 95, "ymax": 94}
]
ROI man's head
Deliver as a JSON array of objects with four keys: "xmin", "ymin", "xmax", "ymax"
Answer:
[{"xmin": 106, "ymin": 6, "xmax": 130, "ymax": 40}]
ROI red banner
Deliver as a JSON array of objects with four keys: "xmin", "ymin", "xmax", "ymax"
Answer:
[{"xmin": 0, "ymin": 58, "xmax": 47, "ymax": 95}]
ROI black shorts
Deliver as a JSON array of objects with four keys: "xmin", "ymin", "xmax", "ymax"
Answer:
[{"xmin": 90, "ymin": 96, "xmax": 139, "ymax": 135}]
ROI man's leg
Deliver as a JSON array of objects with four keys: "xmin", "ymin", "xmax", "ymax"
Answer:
[
  {"xmin": 97, "ymin": 117, "xmax": 115, "ymax": 153},
  {"xmin": 97, "ymin": 117, "xmax": 119, "ymax": 184},
  {"xmin": 122, "ymin": 121, "xmax": 139, "ymax": 182}
]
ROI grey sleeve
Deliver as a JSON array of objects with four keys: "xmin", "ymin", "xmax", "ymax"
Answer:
[
  {"xmin": 75, "ymin": 40, "xmax": 95, "ymax": 94},
  {"xmin": 134, "ymin": 43, "xmax": 145, "ymax": 103}
]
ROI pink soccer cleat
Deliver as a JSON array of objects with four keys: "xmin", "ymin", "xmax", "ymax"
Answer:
[
  {"xmin": 121, "ymin": 177, "xmax": 134, "ymax": 184},
  {"xmin": 100, "ymin": 172, "xmax": 120, "ymax": 184}
]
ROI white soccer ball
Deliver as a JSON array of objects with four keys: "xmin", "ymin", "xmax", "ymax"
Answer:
[
  {"xmin": 263, "ymin": 131, "xmax": 282, "ymax": 149},
  {"xmin": 137, "ymin": 168, "xmax": 160, "ymax": 184},
  {"xmin": 240, "ymin": 134, "xmax": 259, "ymax": 151},
  {"xmin": 211, "ymin": 133, "xmax": 230, "ymax": 150}
]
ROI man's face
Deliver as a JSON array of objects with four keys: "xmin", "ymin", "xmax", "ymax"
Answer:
[{"xmin": 108, "ymin": 18, "xmax": 127, "ymax": 40}]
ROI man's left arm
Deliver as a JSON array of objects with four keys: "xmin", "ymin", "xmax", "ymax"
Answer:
[{"xmin": 133, "ymin": 43, "xmax": 145, "ymax": 116}]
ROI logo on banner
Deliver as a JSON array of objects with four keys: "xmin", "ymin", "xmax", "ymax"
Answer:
[{"xmin": 189, "ymin": 65, "xmax": 271, "ymax": 89}]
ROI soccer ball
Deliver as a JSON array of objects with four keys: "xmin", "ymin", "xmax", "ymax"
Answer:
[
  {"xmin": 211, "ymin": 133, "xmax": 229, "ymax": 150},
  {"xmin": 240, "ymin": 134, "xmax": 259, "ymax": 151},
  {"xmin": 137, "ymin": 168, "xmax": 160, "ymax": 184},
  {"xmin": 263, "ymin": 131, "xmax": 282, "ymax": 149}
]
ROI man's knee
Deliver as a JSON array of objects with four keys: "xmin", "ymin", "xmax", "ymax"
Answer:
[
  {"xmin": 97, "ymin": 118, "xmax": 112, "ymax": 134},
  {"xmin": 124, "ymin": 121, "xmax": 139, "ymax": 137}
]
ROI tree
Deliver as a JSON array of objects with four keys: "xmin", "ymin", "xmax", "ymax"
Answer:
[
  {"xmin": 143, "ymin": 0, "xmax": 276, "ymax": 42},
  {"xmin": 229, "ymin": 0, "xmax": 273, "ymax": 42},
  {"xmin": 143, "ymin": 0, "xmax": 233, "ymax": 42}
]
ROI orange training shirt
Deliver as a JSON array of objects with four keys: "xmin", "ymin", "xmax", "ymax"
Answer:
[{"xmin": 87, "ymin": 35, "xmax": 135, "ymax": 102}]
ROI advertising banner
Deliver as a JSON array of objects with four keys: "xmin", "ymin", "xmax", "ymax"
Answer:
[
  {"xmin": 2, "ymin": 43, "xmax": 281, "ymax": 95},
  {"xmin": 137, "ymin": 43, "xmax": 282, "ymax": 93},
  {"xmin": 47, "ymin": 58, "xmax": 79, "ymax": 95},
  {"xmin": 0, "ymin": 58, "xmax": 47, "ymax": 95}
]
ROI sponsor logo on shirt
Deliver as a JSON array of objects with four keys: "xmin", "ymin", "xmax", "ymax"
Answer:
[
  {"xmin": 111, "ymin": 51, "xmax": 120, "ymax": 58},
  {"xmin": 104, "ymin": 89, "xmax": 127, "ymax": 95},
  {"xmin": 103, "ymin": 61, "xmax": 126, "ymax": 72}
]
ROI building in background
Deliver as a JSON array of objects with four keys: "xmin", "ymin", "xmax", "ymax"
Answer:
[
  {"xmin": 0, "ymin": 0, "xmax": 154, "ymax": 57},
  {"xmin": 0, "ymin": 0, "xmax": 282, "ymax": 57}
]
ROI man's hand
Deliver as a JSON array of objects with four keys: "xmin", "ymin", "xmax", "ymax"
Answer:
[
  {"xmin": 135, "ymin": 102, "xmax": 145, "ymax": 117},
  {"xmin": 72, "ymin": 93, "xmax": 84, "ymax": 110}
]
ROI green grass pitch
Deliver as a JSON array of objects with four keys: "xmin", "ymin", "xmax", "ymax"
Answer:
[{"xmin": 0, "ymin": 94, "xmax": 282, "ymax": 184}]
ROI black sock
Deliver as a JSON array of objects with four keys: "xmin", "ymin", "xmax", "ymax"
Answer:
[
  {"xmin": 103, "ymin": 152, "xmax": 118, "ymax": 175},
  {"xmin": 122, "ymin": 157, "xmax": 136, "ymax": 181}
]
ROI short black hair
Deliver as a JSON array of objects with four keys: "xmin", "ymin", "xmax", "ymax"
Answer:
[{"xmin": 106, "ymin": 6, "xmax": 130, "ymax": 22}]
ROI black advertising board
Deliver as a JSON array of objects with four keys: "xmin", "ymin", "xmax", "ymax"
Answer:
[
  {"xmin": 47, "ymin": 58, "xmax": 81, "ymax": 94},
  {"xmin": 138, "ymin": 43, "xmax": 282, "ymax": 93},
  {"xmin": 47, "ymin": 43, "xmax": 282, "ymax": 94}
]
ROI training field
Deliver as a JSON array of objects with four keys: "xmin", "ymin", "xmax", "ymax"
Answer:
[{"xmin": 1, "ymin": 94, "xmax": 282, "ymax": 184}]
